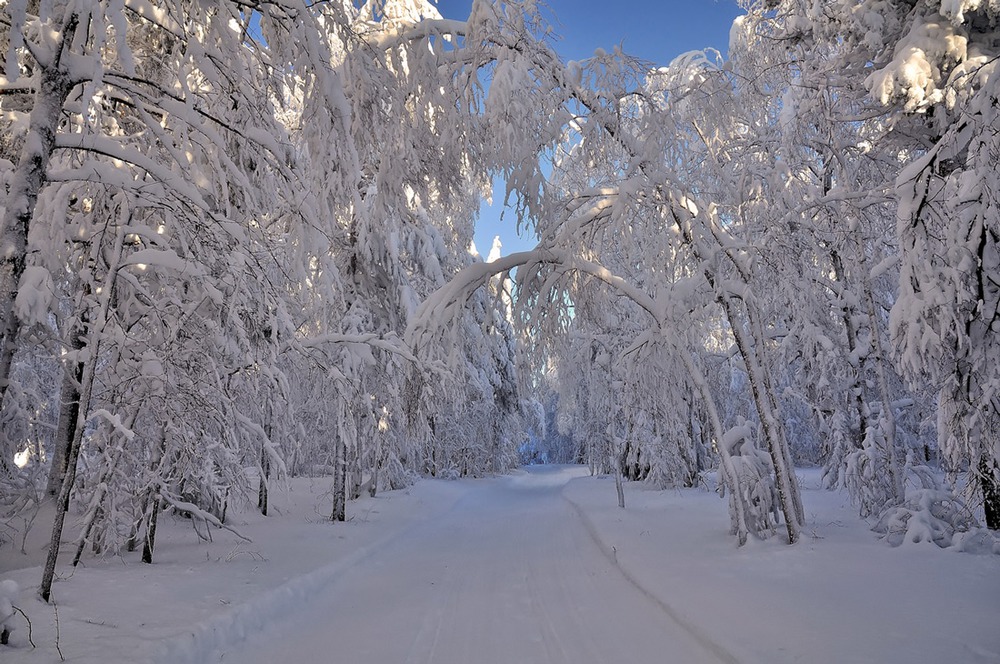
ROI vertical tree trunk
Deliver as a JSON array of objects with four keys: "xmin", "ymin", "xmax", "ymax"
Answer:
[
  {"xmin": 672, "ymin": 208, "xmax": 803, "ymax": 543},
  {"xmin": 141, "ymin": 428, "xmax": 168, "ymax": 564},
  {"xmin": 349, "ymin": 430, "xmax": 362, "ymax": 501},
  {"xmin": 331, "ymin": 436, "xmax": 347, "ymax": 521},
  {"xmin": 72, "ymin": 445, "xmax": 124, "ymax": 567},
  {"xmin": 614, "ymin": 459, "xmax": 626, "ymax": 509},
  {"xmin": 258, "ymin": 445, "xmax": 270, "ymax": 516},
  {"xmin": 370, "ymin": 432, "xmax": 381, "ymax": 498},
  {"xmin": 429, "ymin": 416, "xmax": 439, "ymax": 477},
  {"xmin": 46, "ymin": 365, "xmax": 83, "ymax": 497},
  {"xmin": 39, "ymin": 340, "xmax": 97, "ymax": 602},
  {"xmin": 40, "ymin": 228, "xmax": 125, "ymax": 597},
  {"xmin": 743, "ymin": 299, "xmax": 805, "ymax": 526},
  {"xmin": 980, "ymin": 457, "xmax": 1000, "ymax": 530},
  {"xmin": 331, "ymin": 401, "xmax": 347, "ymax": 521},
  {"xmin": 258, "ymin": 406, "xmax": 271, "ymax": 516},
  {"xmin": 127, "ymin": 492, "xmax": 149, "ymax": 553},
  {"xmin": 46, "ymin": 308, "xmax": 88, "ymax": 497},
  {"xmin": 142, "ymin": 493, "xmax": 161, "ymax": 565}
]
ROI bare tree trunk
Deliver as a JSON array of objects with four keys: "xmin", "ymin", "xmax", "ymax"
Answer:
[
  {"xmin": 614, "ymin": 460, "xmax": 626, "ymax": 509},
  {"xmin": 679, "ymin": 351, "xmax": 752, "ymax": 545},
  {"xmin": 331, "ymin": 400, "xmax": 347, "ymax": 521},
  {"xmin": 141, "ymin": 428, "xmax": 168, "ymax": 564},
  {"xmin": 127, "ymin": 492, "xmax": 149, "ymax": 553},
  {"xmin": 349, "ymin": 429, "xmax": 362, "ymax": 501},
  {"xmin": 46, "ymin": 302, "xmax": 89, "ymax": 497},
  {"xmin": 258, "ymin": 405, "xmax": 271, "ymax": 516},
  {"xmin": 980, "ymin": 456, "xmax": 1000, "ymax": 530},
  {"xmin": 39, "ymin": 339, "xmax": 97, "ymax": 602},
  {"xmin": 46, "ymin": 358, "xmax": 84, "ymax": 497},
  {"xmin": 142, "ymin": 493, "xmax": 161, "ymax": 565},
  {"xmin": 725, "ymin": 299, "xmax": 802, "ymax": 544},
  {"xmin": 331, "ymin": 433, "xmax": 347, "ymax": 521},
  {"xmin": 370, "ymin": 432, "xmax": 381, "ymax": 498},
  {"xmin": 258, "ymin": 445, "xmax": 270, "ymax": 516}
]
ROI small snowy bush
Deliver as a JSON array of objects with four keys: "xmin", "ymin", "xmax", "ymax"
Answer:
[
  {"xmin": 0, "ymin": 579, "xmax": 19, "ymax": 644},
  {"xmin": 872, "ymin": 489, "xmax": 1000, "ymax": 553}
]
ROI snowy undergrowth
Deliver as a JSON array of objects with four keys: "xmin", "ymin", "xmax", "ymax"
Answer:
[
  {"xmin": 873, "ymin": 487, "xmax": 1000, "ymax": 553},
  {"xmin": 562, "ymin": 469, "xmax": 1000, "ymax": 664},
  {"xmin": 0, "ymin": 478, "xmax": 469, "ymax": 664}
]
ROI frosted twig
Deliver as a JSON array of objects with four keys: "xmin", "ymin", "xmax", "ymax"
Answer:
[
  {"xmin": 53, "ymin": 601, "xmax": 64, "ymax": 661},
  {"xmin": 11, "ymin": 605, "xmax": 33, "ymax": 648}
]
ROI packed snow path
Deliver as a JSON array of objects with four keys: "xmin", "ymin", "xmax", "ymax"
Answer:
[{"xmin": 215, "ymin": 466, "xmax": 734, "ymax": 663}]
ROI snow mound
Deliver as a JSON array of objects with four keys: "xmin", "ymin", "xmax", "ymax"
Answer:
[
  {"xmin": 872, "ymin": 488, "xmax": 1000, "ymax": 554},
  {"xmin": 0, "ymin": 580, "xmax": 19, "ymax": 642}
]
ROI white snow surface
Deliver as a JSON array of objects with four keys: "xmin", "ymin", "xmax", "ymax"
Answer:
[{"xmin": 1, "ymin": 467, "xmax": 997, "ymax": 663}]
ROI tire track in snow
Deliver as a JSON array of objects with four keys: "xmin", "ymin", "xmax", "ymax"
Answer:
[
  {"xmin": 161, "ymin": 483, "xmax": 471, "ymax": 664},
  {"xmin": 562, "ymin": 487, "xmax": 740, "ymax": 664},
  {"xmin": 526, "ymin": 560, "xmax": 579, "ymax": 663},
  {"xmin": 401, "ymin": 573, "xmax": 450, "ymax": 664}
]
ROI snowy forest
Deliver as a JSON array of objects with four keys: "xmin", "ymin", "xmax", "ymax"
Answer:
[{"xmin": 1, "ymin": 0, "xmax": 1000, "ymax": 622}]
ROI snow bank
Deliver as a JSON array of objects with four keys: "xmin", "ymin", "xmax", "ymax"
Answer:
[
  {"xmin": 148, "ymin": 529, "xmax": 398, "ymax": 664},
  {"xmin": 0, "ymin": 478, "xmax": 469, "ymax": 664},
  {"xmin": 562, "ymin": 470, "xmax": 1000, "ymax": 664}
]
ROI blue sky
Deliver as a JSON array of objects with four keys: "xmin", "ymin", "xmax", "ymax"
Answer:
[{"xmin": 430, "ymin": 0, "xmax": 744, "ymax": 258}]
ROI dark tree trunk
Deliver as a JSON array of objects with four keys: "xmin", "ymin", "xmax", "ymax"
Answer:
[
  {"xmin": 141, "ymin": 428, "xmax": 168, "ymax": 564},
  {"xmin": 258, "ymin": 444, "xmax": 270, "ymax": 516},
  {"xmin": 46, "ymin": 331, "xmax": 86, "ymax": 497},
  {"xmin": 331, "ymin": 430, "xmax": 346, "ymax": 522},
  {"xmin": 39, "ymin": 388, "xmax": 88, "ymax": 602},
  {"xmin": 981, "ymin": 457, "xmax": 1000, "ymax": 531},
  {"xmin": 141, "ymin": 494, "xmax": 161, "ymax": 564},
  {"xmin": 258, "ymin": 404, "xmax": 272, "ymax": 515}
]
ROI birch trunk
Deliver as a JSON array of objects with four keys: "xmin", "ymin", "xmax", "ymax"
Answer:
[
  {"xmin": 672, "ymin": 207, "xmax": 803, "ymax": 543},
  {"xmin": 723, "ymin": 298, "xmax": 802, "ymax": 543},
  {"xmin": 331, "ymin": 400, "xmax": 347, "ymax": 521},
  {"xmin": 39, "ymin": 335, "xmax": 97, "ymax": 601},
  {"xmin": 678, "ymin": 351, "xmax": 752, "ymax": 545},
  {"xmin": 258, "ymin": 404, "xmax": 272, "ymax": 516},
  {"xmin": 0, "ymin": 14, "xmax": 79, "ymax": 405}
]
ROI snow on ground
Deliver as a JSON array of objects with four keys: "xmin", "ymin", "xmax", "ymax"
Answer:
[
  {"xmin": 0, "ymin": 478, "xmax": 469, "ymax": 663},
  {"xmin": 0, "ymin": 466, "xmax": 997, "ymax": 664},
  {"xmin": 564, "ymin": 469, "xmax": 1000, "ymax": 664},
  {"xmin": 214, "ymin": 465, "xmax": 729, "ymax": 664}
]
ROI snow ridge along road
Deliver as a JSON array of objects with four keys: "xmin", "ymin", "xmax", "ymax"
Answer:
[
  {"xmin": 562, "ymin": 490, "xmax": 739, "ymax": 664},
  {"xmin": 212, "ymin": 465, "xmax": 731, "ymax": 664}
]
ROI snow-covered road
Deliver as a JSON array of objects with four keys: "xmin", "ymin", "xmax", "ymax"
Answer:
[{"xmin": 215, "ymin": 466, "xmax": 732, "ymax": 664}]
